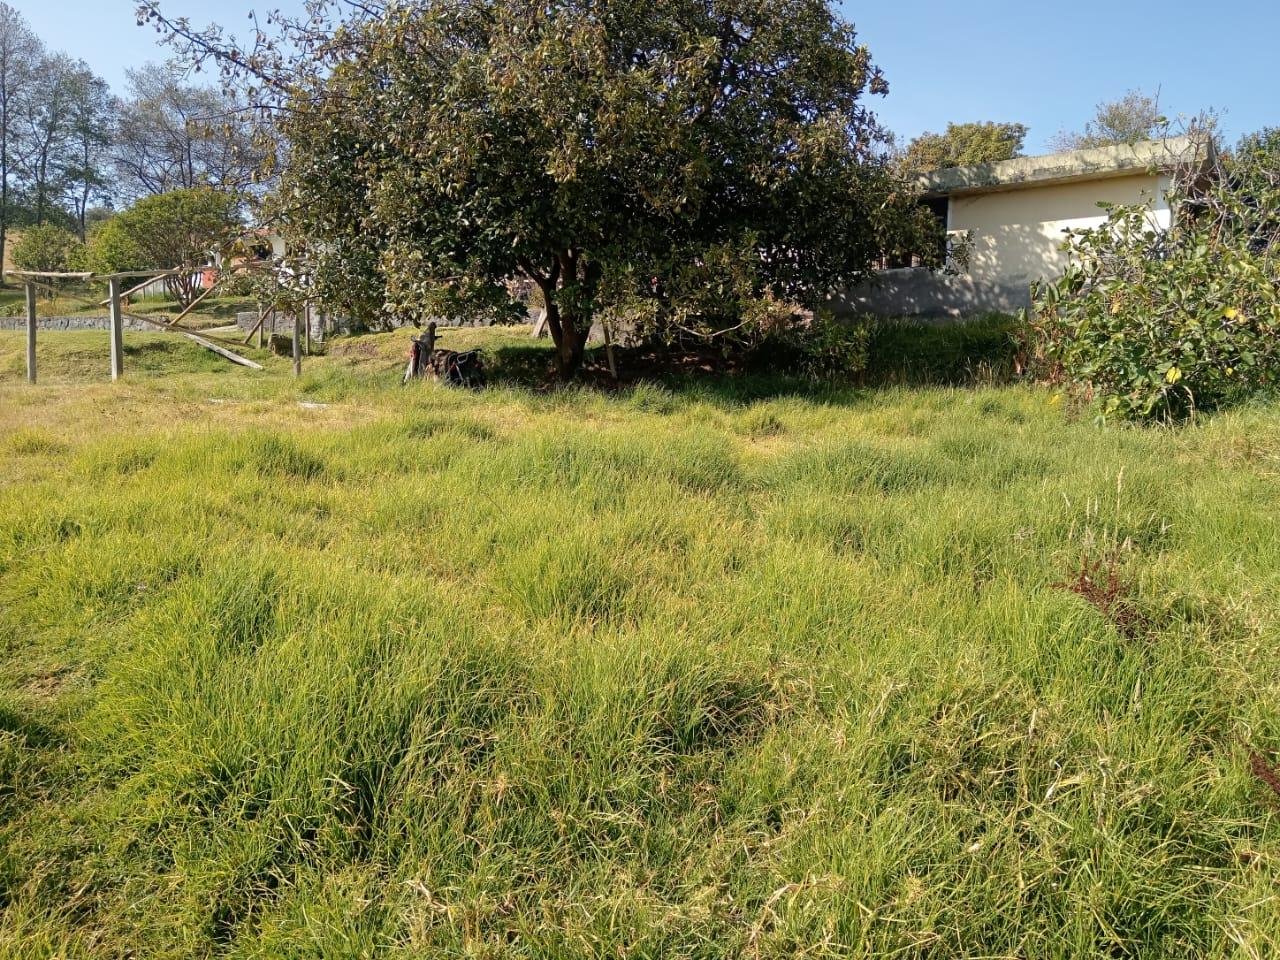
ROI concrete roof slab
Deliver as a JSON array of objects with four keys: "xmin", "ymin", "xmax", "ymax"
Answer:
[{"xmin": 918, "ymin": 135, "xmax": 1208, "ymax": 198}]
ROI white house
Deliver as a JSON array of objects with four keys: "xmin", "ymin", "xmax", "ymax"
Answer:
[{"xmin": 833, "ymin": 135, "xmax": 1207, "ymax": 318}]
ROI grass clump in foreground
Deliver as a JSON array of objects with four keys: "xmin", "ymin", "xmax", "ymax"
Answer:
[{"xmin": 2, "ymin": 327, "xmax": 1280, "ymax": 957}]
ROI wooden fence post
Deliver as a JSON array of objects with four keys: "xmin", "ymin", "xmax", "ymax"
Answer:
[
  {"xmin": 108, "ymin": 276, "xmax": 124, "ymax": 381},
  {"xmin": 304, "ymin": 302, "xmax": 312, "ymax": 355},
  {"xmin": 24, "ymin": 282, "xmax": 36, "ymax": 384},
  {"xmin": 293, "ymin": 308, "xmax": 302, "ymax": 378}
]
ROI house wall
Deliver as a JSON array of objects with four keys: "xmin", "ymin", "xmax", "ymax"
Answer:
[
  {"xmin": 832, "ymin": 171, "xmax": 1172, "ymax": 320},
  {"xmin": 948, "ymin": 172, "xmax": 1170, "ymax": 289}
]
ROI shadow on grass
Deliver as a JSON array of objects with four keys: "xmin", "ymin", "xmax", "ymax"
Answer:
[
  {"xmin": 481, "ymin": 314, "xmax": 1026, "ymax": 408},
  {"xmin": 121, "ymin": 336, "xmax": 253, "ymax": 376}
]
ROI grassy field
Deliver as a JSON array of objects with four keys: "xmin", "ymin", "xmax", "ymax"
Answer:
[{"xmin": 2, "ymin": 326, "xmax": 1280, "ymax": 957}]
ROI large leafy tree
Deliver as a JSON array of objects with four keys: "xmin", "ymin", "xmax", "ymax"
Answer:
[
  {"xmin": 85, "ymin": 187, "xmax": 240, "ymax": 306},
  {"xmin": 0, "ymin": 3, "xmax": 41, "ymax": 278},
  {"xmin": 901, "ymin": 121, "xmax": 1027, "ymax": 172},
  {"xmin": 15, "ymin": 53, "xmax": 85, "ymax": 227},
  {"xmin": 142, "ymin": 0, "xmax": 939, "ymax": 379},
  {"xmin": 62, "ymin": 68, "xmax": 116, "ymax": 239},
  {"xmin": 1049, "ymin": 90, "xmax": 1165, "ymax": 152}
]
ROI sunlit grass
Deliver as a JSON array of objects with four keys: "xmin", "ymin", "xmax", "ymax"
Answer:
[{"xmin": 2, "ymin": 327, "xmax": 1280, "ymax": 956}]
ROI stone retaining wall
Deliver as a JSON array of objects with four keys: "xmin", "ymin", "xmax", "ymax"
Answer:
[{"xmin": 0, "ymin": 315, "xmax": 152, "ymax": 331}]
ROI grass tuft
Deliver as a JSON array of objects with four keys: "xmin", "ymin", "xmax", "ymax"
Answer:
[{"xmin": 235, "ymin": 433, "xmax": 328, "ymax": 481}]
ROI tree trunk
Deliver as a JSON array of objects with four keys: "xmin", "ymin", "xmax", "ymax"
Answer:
[
  {"xmin": 526, "ymin": 251, "xmax": 596, "ymax": 381},
  {"xmin": 35, "ymin": 141, "xmax": 47, "ymax": 225},
  {"xmin": 557, "ymin": 315, "xmax": 587, "ymax": 380},
  {"xmin": 167, "ymin": 272, "xmax": 199, "ymax": 309},
  {"xmin": 540, "ymin": 296, "xmax": 588, "ymax": 381},
  {"xmin": 77, "ymin": 132, "xmax": 89, "ymax": 239},
  {"xmin": 1, "ymin": 95, "xmax": 8, "ymax": 289}
]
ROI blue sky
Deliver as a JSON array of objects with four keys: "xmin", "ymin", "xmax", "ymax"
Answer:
[{"xmin": 12, "ymin": 0, "xmax": 1278, "ymax": 153}]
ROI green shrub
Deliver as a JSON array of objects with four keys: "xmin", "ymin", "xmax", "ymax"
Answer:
[
  {"xmin": 84, "ymin": 188, "xmax": 242, "ymax": 308},
  {"xmin": 1032, "ymin": 130, "xmax": 1280, "ymax": 421},
  {"xmin": 753, "ymin": 316, "xmax": 871, "ymax": 384},
  {"xmin": 1033, "ymin": 207, "xmax": 1280, "ymax": 421},
  {"xmin": 11, "ymin": 225, "xmax": 83, "ymax": 278}
]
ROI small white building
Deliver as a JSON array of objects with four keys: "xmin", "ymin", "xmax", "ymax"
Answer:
[{"xmin": 835, "ymin": 135, "xmax": 1206, "ymax": 318}]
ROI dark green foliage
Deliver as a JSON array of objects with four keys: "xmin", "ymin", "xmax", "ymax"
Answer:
[
  {"xmin": 752, "ymin": 317, "xmax": 872, "ymax": 384},
  {"xmin": 162, "ymin": 0, "xmax": 943, "ymax": 378},
  {"xmin": 901, "ymin": 121, "xmax": 1028, "ymax": 172}
]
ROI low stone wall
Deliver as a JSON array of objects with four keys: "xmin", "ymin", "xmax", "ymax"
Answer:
[{"xmin": 0, "ymin": 315, "xmax": 152, "ymax": 331}]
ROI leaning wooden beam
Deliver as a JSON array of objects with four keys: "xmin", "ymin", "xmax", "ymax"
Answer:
[
  {"xmin": 120, "ymin": 310, "xmax": 264, "ymax": 370},
  {"xmin": 167, "ymin": 285, "xmax": 215, "ymax": 327},
  {"xmin": 242, "ymin": 306, "xmax": 267, "ymax": 345},
  {"xmin": 185, "ymin": 332, "xmax": 264, "ymax": 371},
  {"xmin": 120, "ymin": 310, "xmax": 204, "ymax": 336}
]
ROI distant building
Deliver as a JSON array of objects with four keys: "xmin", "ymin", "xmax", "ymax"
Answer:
[{"xmin": 834, "ymin": 135, "xmax": 1208, "ymax": 318}]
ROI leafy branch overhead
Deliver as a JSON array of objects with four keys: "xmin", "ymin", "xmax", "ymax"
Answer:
[{"xmin": 138, "ymin": 0, "xmax": 943, "ymax": 378}]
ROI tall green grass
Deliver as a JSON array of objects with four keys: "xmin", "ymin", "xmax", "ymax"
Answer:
[{"xmin": 1, "ymin": 328, "xmax": 1280, "ymax": 956}]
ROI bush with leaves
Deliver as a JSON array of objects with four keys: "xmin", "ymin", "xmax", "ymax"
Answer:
[
  {"xmin": 1031, "ymin": 130, "xmax": 1280, "ymax": 421},
  {"xmin": 901, "ymin": 121, "xmax": 1027, "ymax": 173},
  {"xmin": 762, "ymin": 316, "xmax": 872, "ymax": 384},
  {"xmin": 11, "ymin": 224, "xmax": 85, "ymax": 299},
  {"xmin": 12, "ymin": 224, "xmax": 82, "ymax": 274},
  {"xmin": 84, "ymin": 188, "xmax": 241, "ymax": 307}
]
